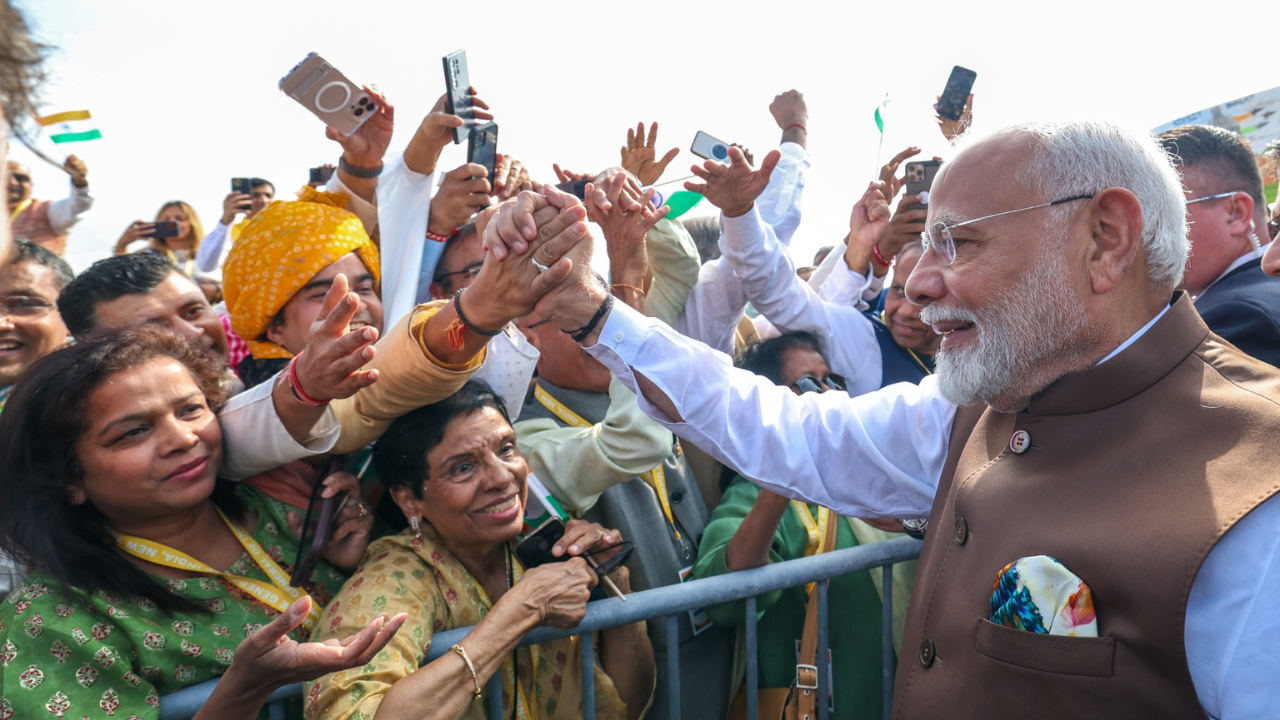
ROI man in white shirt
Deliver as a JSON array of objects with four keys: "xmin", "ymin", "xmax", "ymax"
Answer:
[
  {"xmin": 1158, "ymin": 124, "xmax": 1280, "ymax": 367},
  {"xmin": 194, "ymin": 178, "xmax": 275, "ymax": 274},
  {"xmin": 486, "ymin": 120, "xmax": 1280, "ymax": 719}
]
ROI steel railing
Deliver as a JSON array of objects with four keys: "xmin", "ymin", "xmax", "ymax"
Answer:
[{"xmin": 160, "ymin": 536, "xmax": 922, "ymax": 720}]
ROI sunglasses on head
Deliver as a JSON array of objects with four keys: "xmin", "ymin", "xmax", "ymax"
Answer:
[{"xmin": 791, "ymin": 373, "xmax": 847, "ymax": 394}]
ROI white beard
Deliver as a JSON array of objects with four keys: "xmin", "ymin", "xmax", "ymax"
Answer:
[{"xmin": 921, "ymin": 252, "xmax": 1095, "ymax": 410}]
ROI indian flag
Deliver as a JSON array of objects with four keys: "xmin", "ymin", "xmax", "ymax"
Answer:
[{"xmin": 35, "ymin": 110, "xmax": 102, "ymax": 144}]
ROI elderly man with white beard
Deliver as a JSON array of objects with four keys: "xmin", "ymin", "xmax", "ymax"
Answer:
[{"xmin": 480, "ymin": 121, "xmax": 1280, "ymax": 719}]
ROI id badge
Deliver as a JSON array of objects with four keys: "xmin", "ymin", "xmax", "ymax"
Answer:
[{"xmin": 679, "ymin": 566, "xmax": 713, "ymax": 636}]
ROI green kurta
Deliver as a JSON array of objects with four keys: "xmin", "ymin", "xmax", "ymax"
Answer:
[
  {"xmin": 692, "ymin": 477, "xmax": 894, "ymax": 720},
  {"xmin": 0, "ymin": 484, "xmax": 349, "ymax": 720}
]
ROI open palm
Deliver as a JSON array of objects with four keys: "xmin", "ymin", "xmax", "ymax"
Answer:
[
  {"xmin": 621, "ymin": 122, "xmax": 680, "ymax": 186},
  {"xmin": 685, "ymin": 146, "xmax": 781, "ymax": 214}
]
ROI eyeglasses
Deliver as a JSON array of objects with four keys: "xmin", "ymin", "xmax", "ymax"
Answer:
[
  {"xmin": 791, "ymin": 373, "xmax": 846, "ymax": 394},
  {"xmin": 435, "ymin": 261, "xmax": 483, "ymax": 285},
  {"xmin": 581, "ymin": 541, "xmax": 635, "ymax": 577},
  {"xmin": 0, "ymin": 296, "xmax": 55, "ymax": 319},
  {"xmin": 1185, "ymin": 190, "xmax": 1244, "ymax": 206},
  {"xmin": 923, "ymin": 194, "xmax": 1095, "ymax": 266}
]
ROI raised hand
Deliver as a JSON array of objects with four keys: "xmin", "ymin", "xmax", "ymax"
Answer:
[
  {"xmin": 115, "ymin": 220, "xmax": 155, "ymax": 254},
  {"xmin": 685, "ymin": 146, "xmax": 781, "ymax": 217},
  {"xmin": 221, "ymin": 191, "xmax": 251, "ymax": 224},
  {"xmin": 405, "ymin": 89, "xmax": 494, "ymax": 175},
  {"xmin": 326, "ymin": 86, "xmax": 395, "ymax": 169},
  {"xmin": 849, "ymin": 181, "xmax": 894, "ymax": 251},
  {"xmin": 218, "ymin": 596, "xmax": 406, "ymax": 697},
  {"xmin": 429, "ymin": 162, "xmax": 492, "ymax": 236},
  {"xmin": 587, "ymin": 173, "xmax": 669, "ymax": 303},
  {"xmin": 621, "ymin": 122, "xmax": 679, "ymax": 186},
  {"xmin": 553, "ymin": 164, "xmax": 595, "ymax": 184},
  {"xmin": 935, "ymin": 93, "xmax": 974, "ymax": 141},
  {"xmin": 63, "ymin": 154, "xmax": 88, "ymax": 187},
  {"xmin": 492, "ymin": 154, "xmax": 536, "ymax": 200},
  {"xmin": 879, "ymin": 190, "xmax": 930, "ymax": 258},
  {"xmin": 878, "ymin": 146, "xmax": 921, "ymax": 199},
  {"xmin": 292, "ymin": 273, "xmax": 380, "ymax": 403}
]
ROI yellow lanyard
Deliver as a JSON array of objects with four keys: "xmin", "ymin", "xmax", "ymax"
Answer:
[
  {"xmin": 473, "ymin": 555, "xmax": 541, "ymax": 720},
  {"xmin": 113, "ymin": 508, "xmax": 321, "ymax": 633},
  {"xmin": 791, "ymin": 502, "xmax": 832, "ymax": 594},
  {"xmin": 881, "ymin": 311, "xmax": 933, "ymax": 375},
  {"xmin": 534, "ymin": 383, "xmax": 681, "ymax": 538},
  {"xmin": 9, "ymin": 197, "xmax": 33, "ymax": 223}
]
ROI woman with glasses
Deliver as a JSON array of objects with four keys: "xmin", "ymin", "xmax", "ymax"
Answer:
[
  {"xmin": 0, "ymin": 325, "xmax": 401, "ymax": 718},
  {"xmin": 692, "ymin": 332, "xmax": 915, "ymax": 720},
  {"xmin": 305, "ymin": 380, "xmax": 654, "ymax": 720}
]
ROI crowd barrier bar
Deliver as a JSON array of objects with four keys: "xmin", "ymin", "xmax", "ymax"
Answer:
[{"xmin": 160, "ymin": 536, "xmax": 923, "ymax": 720}]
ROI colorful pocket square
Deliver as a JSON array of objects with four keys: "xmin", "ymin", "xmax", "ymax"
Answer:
[{"xmin": 990, "ymin": 555, "xmax": 1097, "ymax": 637}]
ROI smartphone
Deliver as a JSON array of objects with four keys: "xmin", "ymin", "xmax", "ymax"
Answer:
[
  {"xmin": 905, "ymin": 160, "xmax": 943, "ymax": 212},
  {"xmin": 515, "ymin": 517, "xmax": 566, "ymax": 570},
  {"xmin": 936, "ymin": 65, "xmax": 977, "ymax": 122},
  {"xmin": 279, "ymin": 52, "xmax": 377, "ymax": 137},
  {"xmin": 231, "ymin": 178, "xmax": 253, "ymax": 211},
  {"xmin": 468, "ymin": 122, "xmax": 499, "ymax": 187},
  {"xmin": 309, "ymin": 166, "xmax": 335, "ymax": 185},
  {"xmin": 147, "ymin": 221, "xmax": 180, "ymax": 240},
  {"xmin": 691, "ymin": 131, "xmax": 732, "ymax": 162},
  {"xmin": 555, "ymin": 178, "xmax": 592, "ymax": 200},
  {"xmin": 442, "ymin": 50, "xmax": 473, "ymax": 145},
  {"xmin": 289, "ymin": 457, "xmax": 347, "ymax": 587}
]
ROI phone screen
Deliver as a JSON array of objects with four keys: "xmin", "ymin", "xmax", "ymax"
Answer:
[
  {"xmin": 231, "ymin": 178, "xmax": 253, "ymax": 211},
  {"xmin": 468, "ymin": 122, "xmax": 499, "ymax": 186},
  {"xmin": 442, "ymin": 50, "xmax": 473, "ymax": 145},
  {"xmin": 937, "ymin": 66, "xmax": 977, "ymax": 121}
]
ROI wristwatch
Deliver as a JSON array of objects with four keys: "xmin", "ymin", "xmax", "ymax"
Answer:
[{"xmin": 900, "ymin": 518, "xmax": 928, "ymax": 539}]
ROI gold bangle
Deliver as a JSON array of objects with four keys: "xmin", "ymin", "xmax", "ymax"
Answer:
[
  {"xmin": 451, "ymin": 644, "xmax": 482, "ymax": 700},
  {"xmin": 610, "ymin": 283, "xmax": 646, "ymax": 297}
]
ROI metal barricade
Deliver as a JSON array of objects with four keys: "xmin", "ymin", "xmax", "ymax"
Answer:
[{"xmin": 160, "ymin": 536, "xmax": 922, "ymax": 720}]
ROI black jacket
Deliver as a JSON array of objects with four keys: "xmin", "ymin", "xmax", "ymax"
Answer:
[{"xmin": 1195, "ymin": 257, "xmax": 1280, "ymax": 368}]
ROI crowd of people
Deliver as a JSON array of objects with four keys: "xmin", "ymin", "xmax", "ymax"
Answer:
[{"xmin": 3, "ymin": 2, "xmax": 1280, "ymax": 719}]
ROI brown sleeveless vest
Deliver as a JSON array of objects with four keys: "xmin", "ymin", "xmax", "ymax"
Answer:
[{"xmin": 893, "ymin": 292, "xmax": 1280, "ymax": 718}]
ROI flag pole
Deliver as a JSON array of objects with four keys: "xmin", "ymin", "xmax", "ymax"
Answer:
[{"xmin": 873, "ymin": 93, "xmax": 888, "ymax": 178}]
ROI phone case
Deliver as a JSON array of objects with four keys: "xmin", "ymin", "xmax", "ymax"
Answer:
[
  {"xmin": 691, "ymin": 131, "xmax": 731, "ymax": 162},
  {"xmin": 515, "ymin": 518, "xmax": 566, "ymax": 569},
  {"xmin": 150, "ymin": 221, "xmax": 180, "ymax": 239},
  {"xmin": 905, "ymin": 161, "xmax": 942, "ymax": 212},
  {"xmin": 279, "ymin": 52, "xmax": 375, "ymax": 137},
  {"xmin": 468, "ymin": 122, "xmax": 499, "ymax": 185},
  {"xmin": 231, "ymin": 178, "xmax": 253, "ymax": 211},
  {"xmin": 442, "ymin": 50, "xmax": 473, "ymax": 145},
  {"xmin": 937, "ymin": 66, "xmax": 977, "ymax": 121}
]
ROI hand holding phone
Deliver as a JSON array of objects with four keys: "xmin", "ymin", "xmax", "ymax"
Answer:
[
  {"xmin": 467, "ymin": 122, "xmax": 499, "ymax": 187},
  {"xmin": 147, "ymin": 221, "xmax": 180, "ymax": 240},
  {"xmin": 279, "ymin": 52, "xmax": 377, "ymax": 137},
  {"xmin": 905, "ymin": 160, "xmax": 942, "ymax": 212},
  {"xmin": 309, "ymin": 166, "xmax": 336, "ymax": 185},
  {"xmin": 691, "ymin": 131, "xmax": 732, "ymax": 163},
  {"xmin": 442, "ymin": 50, "xmax": 473, "ymax": 145},
  {"xmin": 936, "ymin": 66, "xmax": 977, "ymax": 122}
]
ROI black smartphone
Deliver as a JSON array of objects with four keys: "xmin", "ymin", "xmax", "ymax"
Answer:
[
  {"xmin": 231, "ymin": 177, "xmax": 253, "ymax": 211},
  {"xmin": 148, "ymin": 221, "xmax": 180, "ymax": 239},
  {"xmin": 442, "ymin": 50, "xmax": 473, "ymax": 145},
  {"xmin": 905, "ymin": 160, "xmax": 942, "ymax": 212},
  {"xmin": 555, "ymin": 177, "xmax": 592, "ymax": 201},
  {"xmin": 309, "ymin": 166, "xmax": 335, "ymax": 185},
  {"xmin": 515, "ymin": 517, "xmax": 566, "ymax": 570},
  {"xmin": 290, "ymin": 456, "xmax": 347, "ymax": 587},
  {"xmin": 936, "ymin": 66, "xmax": 977, "ymax": 122},
  {"xmin": 468, "ymin": 122, "xmax": 499, "ymax": 188}
]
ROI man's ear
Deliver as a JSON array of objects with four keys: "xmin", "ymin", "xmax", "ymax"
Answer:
[
  {"xmin": 429, "ymin": 282, "xmax": 449, "ymax": 301},
  {"xmin": 1086, "ymin": 187, "xmax": 1144, "ymax": 295},
  {"xmin": 1225, "ymin": 192, "xmax": 1256, "ymax": 232},
  {"xmin": 264, "ymin": 316, "xmax": 288, "ymax": 348}
]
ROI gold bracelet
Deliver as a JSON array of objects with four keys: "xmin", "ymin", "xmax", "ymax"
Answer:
[
  {"xmin": 610, "ymin": 283, "xmax": 646, "ymax": 298},
  {"xmin": 451, "ymin": 644, "xmax": 482, "ymax": 700}
]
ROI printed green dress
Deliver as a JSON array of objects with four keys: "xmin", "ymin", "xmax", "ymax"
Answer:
[{"xmin": 0, "ymin": 484, "xmax": 349, "ymax": 719}]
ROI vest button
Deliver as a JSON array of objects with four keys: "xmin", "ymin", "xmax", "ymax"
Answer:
[
  {"xmin": 919, "ymin": 638, "xmax": 936, "ymax": 667},
  {"xmin": 1009, "ymin": 430, "xmax": 1032, "ymax": 455},
  {"xmin": 954, "ymin": 517, "xmax": 968, "ymax": 545}
]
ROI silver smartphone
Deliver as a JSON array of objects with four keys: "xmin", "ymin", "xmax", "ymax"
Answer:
[
  {"xmin": 691, "ymin": 131, "xmax": 732, "ymax": 162},
  {"xmin": 279, "ymin": 53, "xmax": 376, "ymax": 137}
]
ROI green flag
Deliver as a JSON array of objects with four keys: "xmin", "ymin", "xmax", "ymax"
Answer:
[
  {"xmin": 874, "ymin": 95, "xmax": 889, "ymax": 134},
  {"xmin": 663, "ymin": 191, "xmax": 703, "ymax": 219}
]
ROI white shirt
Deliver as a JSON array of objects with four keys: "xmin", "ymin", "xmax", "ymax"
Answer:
[
  {"xmin": 586, "ymin": 300, "xmax": 1280, "ymax": 720},
  {"xmin": 677, "ymin": 141, "xmax": 808, "ymax": 354},
  {"xmin": 45, "ymin": 181, "xmax": 94, "ymax": 234},
  {"xmin": 718, "ymin": 206, "xmax": 884, "ymax": 395},
  {"xmin": 217, "ymin": 374, "xmax": 341, "ymax": 480}
]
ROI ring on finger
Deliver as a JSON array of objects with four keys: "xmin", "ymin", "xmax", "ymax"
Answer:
[
  {"xmin": 532, "ymin": 259, "xmax": 550, "ymax": 273},
  {"xmin": 357, "ymin": 503, "xmax": 368, "ymax": 518}
]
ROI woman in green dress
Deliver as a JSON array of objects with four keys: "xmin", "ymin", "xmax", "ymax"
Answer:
[
  {"xmin": 0, "ymin": 325, "xmax": 405, "ymax": 719},
  {"xmin": 693, "ymin": 333, "xmax": 916, "ymax": 720}
]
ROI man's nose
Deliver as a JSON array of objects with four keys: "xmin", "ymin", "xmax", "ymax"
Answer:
[{"xmin": 905, "ymin": 251, "xmax": 947, "ymax": 307}]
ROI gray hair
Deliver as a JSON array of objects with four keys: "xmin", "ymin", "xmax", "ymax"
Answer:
[{"xmin": 957, "ymin": 121, "xmax": 1189, "ymax": 289}]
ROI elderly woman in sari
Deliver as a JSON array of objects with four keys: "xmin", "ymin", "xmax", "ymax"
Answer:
[
  {"xmin": 305, "ymin": 381, "xmax": 655, "ymax": 720},
  {"xmin": 0, "ymin": 325, "xmax": 403, "ymax": 718}
]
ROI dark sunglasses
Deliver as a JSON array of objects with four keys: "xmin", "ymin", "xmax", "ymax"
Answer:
[
  {"xmin": 290, "ymin": 455, "xmax": 348, "ymax": 587},
  {"xmin": 581, "ymin": 541, "xmax": 635, "ymax": 577},
  {"xmin": 791, "ymin": 373, "xmax": 847, "ymax": 394}
]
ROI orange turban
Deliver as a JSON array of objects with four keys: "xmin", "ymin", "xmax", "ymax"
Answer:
[{"xmin": 223, "ymin": 188, "xmax": 380, "ymax": 359}]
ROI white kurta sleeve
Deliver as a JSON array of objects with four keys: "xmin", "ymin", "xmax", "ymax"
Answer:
[
  {"xmin": 585, "ymin": 301, "xmax": 953, "ymax": 518},
  {"xmin": 217, "ymin": 375, "xmax": 341, "ymax": 480}
]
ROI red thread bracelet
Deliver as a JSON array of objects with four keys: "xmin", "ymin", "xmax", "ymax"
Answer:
[
  {"xmin": 872, "ymin": 244, "xmax": 893, "ymax": 268},
  {"xmin": 286, "ymin": 353, "xmax": 330, "ymax": 407},
  {"xmin": 784, "ymin": 123, "xmax": 807, "ymax": 132},
  {"xmin": 426, "ymin": 229, "xmax": 452, "ymax": 243}
]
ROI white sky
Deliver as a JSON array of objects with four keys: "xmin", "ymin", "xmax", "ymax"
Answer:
[{"xmin": 12, "ymin": 0, "xmax": 1279, "ymax": 274}]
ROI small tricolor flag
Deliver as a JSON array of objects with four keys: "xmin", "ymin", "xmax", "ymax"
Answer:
[
  {"xmin": 874, "ymin": 94, "xmax": 889, "ymax": 134},
  {"xmin": 35, "ymin": 110, "xmax": 102, "ymax": 144}
]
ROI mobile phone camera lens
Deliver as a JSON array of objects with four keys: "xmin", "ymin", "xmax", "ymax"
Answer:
[
  {"xmin": 358, "ymin": 97, "xmax": 368, "ymax": 106},
  {"xmin": 712, "ymin": 144, "xmax": 728, "ymax": 160},
  {"xmin": 354, "ymin": 108, "xmax": 364, "ymax": 116}
]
